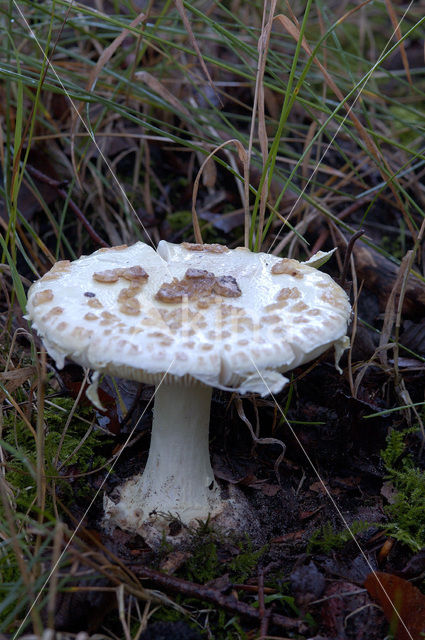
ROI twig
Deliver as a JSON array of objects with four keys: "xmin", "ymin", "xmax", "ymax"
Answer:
[
  {"xmin": 26, "ymin": 165, "xmax": 109, "ymax": 248},
  {"xmin": 340, "ymin": 228, "xmax": 365, "ymax": 288},
  {"xmin": 258, "ymin": 566, "xmax": 271, "ymax": 639},
  {"xmin": 134, "ymin": 565, "xmax": 306, "ymax": 633}
]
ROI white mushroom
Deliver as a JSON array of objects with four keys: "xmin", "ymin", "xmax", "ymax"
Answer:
[{"xmin": 26, "ymin": 241, "xmax": 351, "ymax": 534}]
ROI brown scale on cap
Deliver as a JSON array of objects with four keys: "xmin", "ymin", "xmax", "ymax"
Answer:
[
  {"xmin": 84, "ymin": 313, "xmax": 99, "ymax": 321},
  {"xmin": 186, "ymin": 268, "xmax": 210, "ymax": 278},
  {"xmin": 42, "ymin": 306, "xmax": 64, "ymax": 321},
  {"xmin": 321, "ymin": 290, "xmax": 339, "ymax": 305},
  {"xmin": 72, "ymin": 327, "xmax": 92, "ymax": 338},
  {"xmin": 93, "ymin": 269, "xmax": 122, "ymax": 283},
  {"xmin": 271, "ymin": 259, "xmax": 304, "ymax": 278},
  {"xmin": 100, "ymin": 311, "xmax": 118, "ymax": 325},
  {"xmin": 87, "ymin": 298, "xmax": 103, "ymax": 309},
  {"xmin": 98, "ymin": 244, "xmax": 128, "ymax": 253},
  {"xmin": 264, "ymin": 301, "xmax": 287, "ymax": 312},
  {"xmin": 118, "ymin": 286, "xmax": 142, "ymax": 302},
  {"xmin": 119, "ymin": 298, "xmax": 141, "ymax": 316},
  {"xmin": 93, "ymin": 265, "xmax": 148, "ymax": 285},
  {"xmin": 120, "ymin": 266, "xmax": 148, "ymax": 283},
  {"xmin": 277, "ymin": 286, "xmax": 301, "ymax": 300},
  {"xmin": 213, "ymin": 275, "xmax": 241, "ymax": 297},
  {"xmin": 291, "ymin": 301, "xmax": 308, "ymax": 313},
  {"xmin": 155, "ymin": 268, "xmax": 241, "ymax": 304},
  {"xmin": 156, "ymin": 271, "xmax": 215, "ymax": 303},
  {"xmin": 33, "ymin": 290, "xmax": 54, "ymax": 306},
  {"xmin": 41, "ymin": 273, "xmax": 61, "ymax": 282},
  {"xmin": 51, "ymin": 260, "xmax": 71, "ymax": 271},
  {"xmin": 182, "ymin": 242, "xmax": 229, "ymax": 254},
  {"xmin": 260, "ymin": 314, "xmax": 281, "ymax": 324},
  {"xmin": 42, "ymin": 261, "xmax": 71, "ymax": 281}
]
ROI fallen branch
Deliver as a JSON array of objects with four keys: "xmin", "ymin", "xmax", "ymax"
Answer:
[{"xmin": 134, "ymin": 564, "xmax": 307, "ymax": 633}]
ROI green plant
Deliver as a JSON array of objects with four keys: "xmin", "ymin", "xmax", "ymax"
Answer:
[
  {"xmin": 307, "ymin": 519, "xmax": 372, "ymax": 554},
  {"xmin": 227, "ymin": 537, "xmax": 267, "ymax": 583},
  {"xmin": 1, "ymin": 395, "xmax": 110, "ymax": 515},
  {"xmin": 381, "ymin": 428, "xmax": 425, "ymax": 551}
]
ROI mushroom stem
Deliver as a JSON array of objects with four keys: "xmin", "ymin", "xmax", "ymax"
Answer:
[{"xmin": 106, "ymin": 382, "xmax": 222, "ymax": 529}]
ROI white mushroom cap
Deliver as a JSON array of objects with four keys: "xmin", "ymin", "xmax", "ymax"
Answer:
[{"xmin": 26, "ymin": 241, "xmax": 351, "ymax": 397}]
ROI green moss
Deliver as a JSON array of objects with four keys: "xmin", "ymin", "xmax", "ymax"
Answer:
[
  {"xmin": 183, "ymin": 524, "xmax": 266, "ymax": 585},
  {"xmin": 381, "ymin": 428, "xmax": 425, "ymax": 551},
  {"xmin": 307, "ymin": 520, "xmax": 372, "ymax": 553},
  {"xmin": 1, "ymin": 395, "xmax": 111, "ymax": 515},
  {"xmin": 226, "ymin": 537, "xmax": 267, "ymax": 583}
]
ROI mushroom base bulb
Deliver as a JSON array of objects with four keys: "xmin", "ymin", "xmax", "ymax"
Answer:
[{"xmin": 26, "ymin": 240, "xmax": 351, "ymax": 535}]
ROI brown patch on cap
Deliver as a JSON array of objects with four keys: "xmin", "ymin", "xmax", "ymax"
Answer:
[
  {"xmin": 291, "ymin": 301, "xmax": 308, "ymax": 312},
  {"xmin": 100, "ymin": 311, "xmax": 118, "ymax": 324},
  {"xmin": 93, "ymin": 266, "xmax": 149, "ymax": 285},
  {"xmin": 42, "ymin": 306, "xmax": 64, "ymax": 321},
  {"xmin": 260, "ymin": 314, "xmax": 281, "ymax": 324},
  {"xmin": 155, "ymin": 270, "xmax": 216, "ymax": 303},
  {"xmin": 87, "ymin": 298, "xmax": 103, "ymax": 309},
  {"xmin": 213, "ymin": 275, "xmax": 241, "ymax": 297},
  {"xmin": 321, "ymin": 290, "xmax": 339, "ymax": 305},
  {"xmin": 98, "ymin": 245, "xmax": 128, "ymax": 252},
  {"xmin": 51, "ymin": 260, "xmax": 71, "ymax": 271},
  {"xmin": 42, "ymin": 260, "xmax": 71, "ymax": 281},
  {"xmin": 121, "ymin": 266, "xmax": 148, "ymax": 283},
  {"xmin": 277, "ymin": 286, "xmax": 301, "ymax": 300},
  {"xmin": 264, "ymin": 301, "xmax": 287, "ymax": 312},
  {"xmin": 119, "ymin": 298, "xmax": 141, "ymax": 316},
  {"xmin": 186, "ymin": 268, "xmax": 211, "ymax": 278},
  {"xmin": 271, "ymin": 259, "xmax": 304, "ymax": 278},
  {"xmin": 33, "ymin": 290, "xmax": 54, "ymax": 306},
  {"xmin": 118, "ymin": 286, "xmax": 142, "ymax": 302},
  {"xmin": 182, "ymin": 242, "xmax": 230, "ymax": 254},
  {"xmin": 93, "ymin": 268, "xmax": 122, "ymax": 283}
]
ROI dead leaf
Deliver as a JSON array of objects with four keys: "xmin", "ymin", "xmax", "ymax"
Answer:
[
  {"xmin": 259, "ymin": 483, "xmax": 281, "ymax": 497},
  {"xmin": 365, "ymin": 571, "xmax": 425, "ymax": 639},
  {"xmin": 381, "ymin": 480, "xmax": 397, "ymax": 504},
  {"xmin": 321, "ymin": 580, "xmax": 385, "ymax": 639},
  {"xmin": 309, "ymin": 480, "xmax": 329, "ymax": 495},
  {"xmin": 0, "ymin": 366, "xmax": 36, "ymax": 401},
  {"xmin": 271, "ymin": 529, "xmax": 306, "ymax": 543}
]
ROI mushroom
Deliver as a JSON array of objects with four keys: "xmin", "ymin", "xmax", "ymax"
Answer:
[{"xmin": 26, "ymin": 241, "xmax": 351, "ymax": 535}]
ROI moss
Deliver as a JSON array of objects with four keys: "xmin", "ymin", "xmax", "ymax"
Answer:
[
  {"xmin": 307, "ymin": 520, "xmax": 372, "ymax": 553},
  {"xmin": 226, "ymin": 537, "xmax": 267, "ymax": 583},
  {"xmin": 1, "ymin": 395, "xmax": 111, "ymax": 515},
  {"xmin": 381, "ymin": 427, "xmax": 425, "ymax": 551}
]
